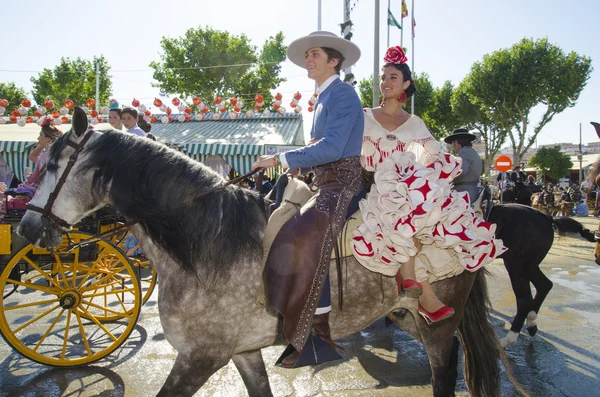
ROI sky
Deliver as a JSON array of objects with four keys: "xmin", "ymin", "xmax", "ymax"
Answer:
[{"xmin": 1, "ymin": 0, "xmax": 598, "ymax": 147}]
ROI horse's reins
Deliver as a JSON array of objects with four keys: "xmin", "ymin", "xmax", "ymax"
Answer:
[{"xmin": 27, "ymin": 127, "xmax": 263, "ymax": 251}]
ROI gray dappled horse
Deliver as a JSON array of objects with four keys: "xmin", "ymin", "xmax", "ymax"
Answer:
[{"xmin": 18, "ymin": 108, "xmax": 510, "ymax": 397}]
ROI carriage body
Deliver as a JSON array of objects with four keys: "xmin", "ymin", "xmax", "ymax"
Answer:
[{"xmin": 0, "ymin": 205, "xmax": 156, "ymax": 366}]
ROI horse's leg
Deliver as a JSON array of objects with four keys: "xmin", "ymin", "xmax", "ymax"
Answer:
[
  {"xmin": 231, "ymin": 350, "xmax": 273, "ymax": 397},
  {"xmin": 525, "ymin": 266, "xmax": 553, "ymax": 337},
  {"xmin": 422, "ymin": 328, "xmax": 461, "ymax": 397},
  {"xmin": 157, "ymin": 353, "xmax": 229, "ymax": 397},
  {"xmin": 501, "ymin": 261, "xmax": 533, "ymax": 347}
]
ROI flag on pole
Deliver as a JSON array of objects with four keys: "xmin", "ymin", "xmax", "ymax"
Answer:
[
  {"xmin": 387, "ymin": 8, "xmax": 402, "ymax": 30},
  {"xmin": 401, "ymin": 0, "xmax": 408, "ymax": 18}
]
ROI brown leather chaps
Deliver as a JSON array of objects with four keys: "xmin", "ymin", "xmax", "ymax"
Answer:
[{"xmin": 263, "ymin": 156, "xmax": 363, "ymax": 352}]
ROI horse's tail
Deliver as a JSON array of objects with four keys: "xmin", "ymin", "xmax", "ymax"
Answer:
[
  {"xmin": 457, "ymin": 269, "xmax": 527, "ymax": 397},
  {"xmin": 552, "ymin": 216, "xmax": 596, "ymax": 242}
]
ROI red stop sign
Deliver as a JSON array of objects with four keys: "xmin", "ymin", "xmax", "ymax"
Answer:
[{"xmin": 495, "ymin": 156, "xmax": 513, "ymax": 172}]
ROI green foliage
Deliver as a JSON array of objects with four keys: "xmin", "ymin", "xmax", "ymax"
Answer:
[
  {"xmin": 465, "ymin": 38, "xmax": 592, "ymax": 166},
  {"xmin": 423, "ymin": 80, "xmax": 461, "ymax": 140},
  {"xmin": 358, "ymin": 75, "xmax": 376, "ymax": 108},
  {"xmin": 30, "ymin": 56, "xmax": 112, "ymax": 107},
  {"xmin": 528, "ymin": 146, "xmax": 573, "ymax": 180},
  {"xmin": 150, "ymin": 27, "xmax": 287, "ymax": 107},
  {"xmin": 452, "ymin": 77, "xmax": 507, "ymax": 174},
  {"xmin": 412, "ymin": 72, "xmax": 434, "ymax": 120},
  {"xmin": 0, "ymin": 82, "xmax": 28, "ymax": 110}
]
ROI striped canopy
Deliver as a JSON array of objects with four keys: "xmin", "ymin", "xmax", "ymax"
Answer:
[{"xmin": 0, "ymin": 141, "xmax": 35, "ymax": 182}]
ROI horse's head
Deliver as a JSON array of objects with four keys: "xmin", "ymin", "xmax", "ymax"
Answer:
[{"xmin": 18, "ymin": 107, "xmax": 107, "ymax": 248}]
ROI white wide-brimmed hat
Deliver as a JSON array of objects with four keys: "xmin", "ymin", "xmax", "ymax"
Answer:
[{"xmin": 287, "ymin": 31, "xmax": 361, "ymax": 69}]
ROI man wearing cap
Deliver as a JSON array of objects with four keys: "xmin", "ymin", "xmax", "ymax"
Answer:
[
  {"xmin": 253, "ymin": 31, "xmax": 364, "ymax": 368},
  {"xmin": 444, "ymin": 128, "xmax": 482, "ymax": 203}
]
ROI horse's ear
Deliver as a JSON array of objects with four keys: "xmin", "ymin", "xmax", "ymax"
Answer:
[
  {"xmin": 72, "ymin": 107, "xmax": 89, "ymax": 137},
  {"xmin": 591, "ymin": 122, "xmax": 600, "ymax": 140}
]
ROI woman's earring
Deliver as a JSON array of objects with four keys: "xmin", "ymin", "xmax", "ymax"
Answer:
[{"xmin": 398, "ymin": 92, "xmax": 407, "ymax": 102}]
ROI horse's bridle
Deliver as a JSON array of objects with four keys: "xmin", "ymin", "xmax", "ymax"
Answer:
[{"xmin": 27, "ymin": 129, "xmax": 96, "ymax": 230}]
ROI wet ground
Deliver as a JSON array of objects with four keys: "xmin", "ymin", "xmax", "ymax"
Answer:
[{"xmin": 1, "ymin": 216, "xmax": 599, "ymax": 396}]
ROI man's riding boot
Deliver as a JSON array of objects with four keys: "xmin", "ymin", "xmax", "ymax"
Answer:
[{"xmin": 278, "ymin": 312, "xmax": 343, "ymax": 368}]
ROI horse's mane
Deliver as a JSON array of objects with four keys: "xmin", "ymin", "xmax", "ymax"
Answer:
[{"xmin": 74, "ymin": 130, "xmax": 267, "ymax": 279}]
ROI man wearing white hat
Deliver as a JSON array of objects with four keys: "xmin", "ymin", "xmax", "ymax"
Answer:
[{"xmin": 253, "ymin": 31, "xmax": 364, "ymax": 368}]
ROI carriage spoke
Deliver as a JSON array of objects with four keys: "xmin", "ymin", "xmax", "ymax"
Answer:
[
  {"xmin": 61, "ymin": 310, "xmax": 72, "ymax": 360},
  {"xmin": 12, "ymin": 304, "xmax": 62, "ymax": 334},
  {"xmin": 3, "ymin": 297, "xmax": 60, "ymax": 311},
  {"xmin": 19, "ymin": 256, "xmax": 63, "ymax": 290},
  {"xmin": 80, "ymin": 286, "xmax": 137, "ymax": 300},
  {"xmin": 33, "ymin": 308, "xmax": 66, "ymax": 353},
  {"xmin": 52, "ymin": 255, "xmax": 70, "ymax": 290},
  {"xmin": 78, "ymin": 298, "xmax": 133, "ymax": 318},
  {"xmin": 78, "ymin": 269, "xmax": 130, "ymax": 293},
  {"xmin": 74, "ymin": 311, "xmax": 93, "ymax": 357},
  {"xmin": 3, "ymin": 277, "xmax": 60, "ymax": 296},
  {"xmin": 78, "ymin": 306, "xmax": 119, "ymax": 342}
]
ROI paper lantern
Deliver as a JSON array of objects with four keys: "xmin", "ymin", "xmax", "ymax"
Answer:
[
  {"xmin": 171, "ymin": 97, "xmax": 181, "ymax": 106},
  {"xmin": 80, "ymin": 106, "xmax": 89, "ymax": 114},
  {"xmin": 97, "ymin": 117, "xmax": 102, "ymax": 122},
  {"xmin": 86, "ymin": 98, "xmax": 96, "ymax": 108},
  {"xmin": 0, "ymin": 106, "xmax": 5, "ymax": 115},
  {"xmin": 277, "ymin": 107, "xmax": 286, "ymax": 115},
  {"xmin": 90, "ymin": 110, "xmax": 98, "ymax": 117},
  {"xmin": 229, "ymin": 111, "xmax": 238, "ymax": 119},
  {"xmin": 233, "ymin": 107, "xmax": 241, "ymax": 113},
  {"xmin": 131, "ymin": 98, "xmax": 140, "ymax": 107},
  {"xmin": 153, "ymin": 98, "xmax": 163, "ymax": 107},
  {"xmin": 18, "ymin": 106, "xmax": 27, "ymax": 115},
  {"xmin": 184, "ymin": 114, "xmax": 191, "ymax": 121},
  {"xmin": 168, "ymin": 116, "xmax": 173, "ymax": 122},
  {"xmin": 21, "ymin": 99, "xmax": 31, "ymax": 108},
  {"xmin": 0, "ymin": 117, "xmax": 6, "ymax": 124},
  {"xmin": 177, "ymin": 114, "xmax": 185, "ymax": 122},
  {"xmin": 178, "ymin": 103, "xmax": 186, "ymax": 112},
  {"xmin": 37, "ymin": 118, "xmax": 44, "ymax": 126},
  {"xmin": 44, "ymin": 99, "xmax": 55, "ymax": 109},
  {"xmin": 26, "ymin": 116, "xmax": 33, "ymax": 123},
  {"xmin": 219, "ymin": 107, "xmax": 227, "ymax": 113},
  {"xmin": 60, "ymin": 107, "xmax": 69, "ymax": 115},
  {"xmin": 194, "ymin": 113, "xmax": 203, "ymax": 121},
  {"xmin": 61, "ymin": 116, "xmax": 69, "ymax": 124},
  {"xmin": 17, "ymin": 117, "xmax": 26, "ymax": 127},
  {"xmin": 289, "ymin": 101, "xmax": 296, "ymax": 108},
  {"xmin": 193, "ymin": 97, "xmax": 201, "ymax": 106},
  {"xmin": 64, "ymin": 99, "xmax": 75, "ymax": 109},
  {"xmin": 294, "ymin": 105, "xmax": 302, "ymax": 113},
  {"xmin": 275, "ymin": 93, "xmax": 282, "ymax": 100},
  {"xmin": 100, "ymin": 106, "xmax": 109, "ymax": 114},
  {"xmin": 229, "ymin": 97, "xmax": 237, "ymax": 106},
  {"xmin": 185, "ymin": 107, "xmax": 191, "ymax": 114},
  {"xmin": 294, "ymin": 92, "xmax": 302, "ymax": 101},
  {"xmin": 245, "ymin": 110, "xmax": 254, "ymax": 118},
  {"xmin": 159, "ymin": 104, "xmax": 168, "ymax": 112},
  {"xmin": 263, "ymin": 109, "xmax": 271, "ymax": 117},
  {"xmin": 197, "ymin": 102, "xmax": 206, "ymax": 111},
  {"xmin": 237, "ymin": 100, "xmax": 244, "ymax": 110},
  {"xmin": 161, "ymin": 116, "xmax": 169, "ymax": 124},
  {"xmin": 166, "ymin": 107, "xmax": 172, "ymax": 115},
  {"xmin": 0, "ymin": 99, "xmax": 8, "ymax": 108},
  {"xmin": 201, "ymin": 107, "xmax": 208, "ymax": 114},
  {"xmin": 51, "ymin": 110, "xmax": 60, "ymax": 118},
  {"xmin": 109, "ymin": 100, "xmax": 119, "ymax": 110},
  {"xmin": 213, "ymin": 113, "xmax": 221, "ymax": 120},
  {"xmin": 273, "ymin": 104, "xmax": 280, "ymax": 110},
  {"xmin": 9, "ymin": 115, "xmax": 17, "ymax": 123},
  {"xmin": 151, "ymin": 116, "xmax": 158, "ymax": 123},
  {"xmin": 54, "ymin": 117, "xmax": 62, "ymax": 125},
  {"xmin": 90, "ymin": 117, "xmax": 99, "ymax": 125},
  {"xmin": 308, "ymin": 106, "xmax": 314, "ymax": 112},
  {"xmin": 213, "ymin": 96, "xmax": 223, "ymax": 105},
  {"xmin": 255, "ymin": 94, "xmax": 263, "ymax": 103},
  {"xmin": 138, "ymin": 104, "xmax": 147, "ymax": 113},
  {"xmin": 38, "ymin": 107, "xmax": 46, "ymax": 115}
]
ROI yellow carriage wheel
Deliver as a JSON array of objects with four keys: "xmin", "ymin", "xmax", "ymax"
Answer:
[
  {"xmin": 0, "ymin": 231, "xmax": 141, "ymax": 367},
  {"xmin": 108, "ymin": 226, "xmax": 157, "ymax": 305}
]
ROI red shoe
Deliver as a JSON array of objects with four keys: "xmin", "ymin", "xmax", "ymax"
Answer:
[
  {"xmin": 402, "ymin": 279, "xmax": 423, "ymax": 294},
  {"xmin": 418, "ymin": 303, "xmax": 455, "ymax": 325}
]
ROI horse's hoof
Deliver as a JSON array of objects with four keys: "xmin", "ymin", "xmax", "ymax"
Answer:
[
  {"xmin": 527, "ymin": 325, "xmax": 538, "ymax": 337},
  {"xmin": 500, "ymin": 330, "xmax": 519, "ymax": 347}
]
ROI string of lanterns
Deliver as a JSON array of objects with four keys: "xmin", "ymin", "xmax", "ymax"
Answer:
[{"xmin": 0, "ymin": 91, "xmax": 319, "ymax": 126}]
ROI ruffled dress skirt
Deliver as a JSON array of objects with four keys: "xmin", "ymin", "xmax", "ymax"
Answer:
[{"xmin": 351, "ymin": 150, "xmax": 507, "ymax": 282}]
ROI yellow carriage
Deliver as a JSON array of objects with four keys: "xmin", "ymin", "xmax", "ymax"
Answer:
[{"xmin": 0, "ymin": 206, "xmax": 156, "ymax": 366}]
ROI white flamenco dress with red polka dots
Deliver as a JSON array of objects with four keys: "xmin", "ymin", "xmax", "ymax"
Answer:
[{"xmin": 351, "ymin": 111, "xmax": 506, "ymax": 283}]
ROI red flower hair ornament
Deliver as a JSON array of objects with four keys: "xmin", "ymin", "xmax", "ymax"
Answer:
[
  {"xmin": 383, "ymin": 46, "xmax": 408, "ymax": 65},
  {"xmin": 41, "ymin": 116, "xmax": 55, "ymax": 128}
]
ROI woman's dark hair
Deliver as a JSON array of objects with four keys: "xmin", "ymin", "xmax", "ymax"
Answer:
[
  {"xmin": 40, "ymin": 117, "xmax": 62, "ymax": 140},
  {"xmin": 382, "ymin": 62, "xmax": 416, "ymax": 99},
  {"xmin": 138, "ymin": 115, "xmax": 152, "ymax": 133},
  {"xmin": 121, "ymin": 107, "xmax": 138, "ymax": 118},
  {"xmin": 109, "ymin": 108, "xmax": 122, "ymax": 117},
  {"xmin": 322, "ymin": 47, "xmax": 345, "ymax": 75}
]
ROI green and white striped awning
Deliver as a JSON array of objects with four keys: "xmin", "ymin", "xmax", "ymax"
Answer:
[{"xmin": 0, "ymin": 141, "xmax": 35, "ymax": 182}]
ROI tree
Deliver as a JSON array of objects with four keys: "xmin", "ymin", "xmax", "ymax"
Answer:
[
  {"xmin": 528, "ymin": 146, "xmax": 573, "ymax": 181},
  {"xmin": 466, "ymin": 38, "xmax": 592, "ymax": 166},
  {"xmin": 423, "ymin": 80, "xmax": 461, "ymax": 140},
  {"xmin": 0, "ymin": 82, "xmax": 28, "ymax": 111},
  {"xmin": 452, "ymin": 78, "xmax": 507, "ymax": 175},
  {"xmin": 358, "ymin": 75, "xmax": 376, "ymax": 108},
  {"xmin": 150, "ymin": 27, "xmax": 286, "ymax": 107},
  {"xmin": 30, "ymin": 56, "xmax": 112, "ymax": 107}
]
